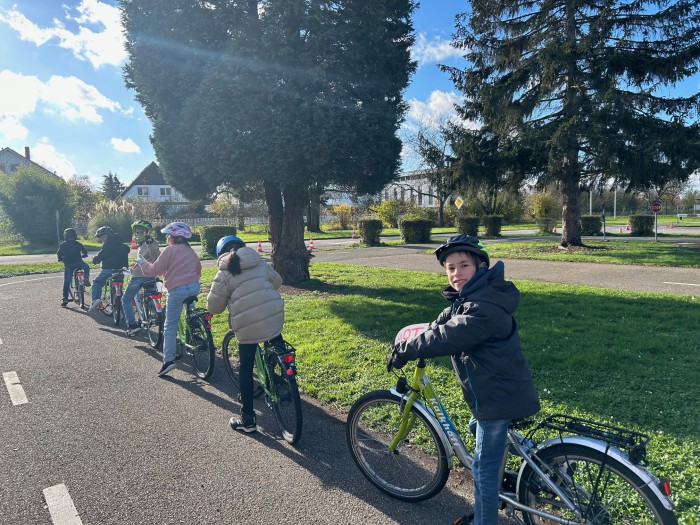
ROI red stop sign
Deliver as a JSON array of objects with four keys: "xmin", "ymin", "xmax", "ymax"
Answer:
[{"xmin": 651, "ymin": 201, "xmax": 662, "ymax": 213}]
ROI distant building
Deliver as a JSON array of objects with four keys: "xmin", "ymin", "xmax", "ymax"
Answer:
[
  {"xmin": 0, "ymin": 146, "xmax": 58, "ymax": 177},
  {"xmin": 120, "ymin": 162, "xmax": 188, "ymax": 212},
  {"xmin": 379, "ymin": 169, "xmax": 437, "ymax": 207}
]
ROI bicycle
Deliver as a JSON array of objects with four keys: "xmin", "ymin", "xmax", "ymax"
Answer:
[
  {"xmin": 130, "ymin": 277, "xmax": 164, "ymax": 349},
  {"xmin": 171, "ymin": 296, "xmax": 216, "ymax": 380},
  {"xmin": 345, "ymin": 324, "xmax": 678, "ymax": 524},
  {"xmin": 67, "ymin": 266, "xmax": 87, "ymax": 309},
  {"xmin": 221, "ymin": 331, "xmax": 302, "ymax": 444},
  {"xmin": 99, "ymin": 268, "xmax": 127, "ymax": 326}
]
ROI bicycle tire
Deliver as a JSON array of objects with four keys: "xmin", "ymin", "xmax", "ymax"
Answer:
[
  {"xmin": 346, "ymin": 390, "xmax": 450, "ymax": 502},
  {"xmin": 67, "ymin": 275, "xmax": 75, "ymax": 303},
  {"xmin": 266, "ymin": 349, "xmax": 302, "ymax": 444},
  {"xmin": 143, "ymin": 298, "xmax": 163, "ymax": 349},
  {"xmin": 517, "ymin": 442, "xmax": 678, "ymax": 525},
  {"xmin": 101, "ymin": 284, "xmax": 112, "ymax": 315},
  {"xmin": 187, "ymin": 315, "xmax": 215, "ymax": 380},
  {"xmin": 76, "ymin": 276, "xmax": 85, "ymax": 308},
  {"xmin": 221, "ymin": 332, "xmax": 264, "ymax": 398},
  {"xmin": 112, "ymin": 290, "xmax": 122, "ymax": 326}
]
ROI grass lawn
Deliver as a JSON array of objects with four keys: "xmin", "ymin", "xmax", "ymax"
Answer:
[
  {"xmin": 199, "ymin": 263, "xmax": 699, "ymax": 522},
  {"xmin": 0, "ymin": 241, "xmax": 102, "ymax": 256}
]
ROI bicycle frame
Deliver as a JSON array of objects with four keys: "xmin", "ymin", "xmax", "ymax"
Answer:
[
  {"xmin": 134, "ymin": 279, "xmax": 163, "ymax": 319},
  {"xmin": 253, "ymin": 342, "xmax": 297, "ymax": 403}
]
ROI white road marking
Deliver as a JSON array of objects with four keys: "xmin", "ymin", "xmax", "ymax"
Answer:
[
  {"xmin": 0, "ymin": 276, "xmax": 59, "ymax": 287},
  {"xmin": 662, "ymin": 281, "xmax": 700, "ymax": 287},
  {"xmin": 43, "ymin": 484, "xmax": 83, "ymax": 525},
  {"xmin": 2, "ymin": 371, "xmax": 28, "ymax": 405},
  {"xmin": 0, "ymin": 337, "xmax": 3, "ymax": 345}
]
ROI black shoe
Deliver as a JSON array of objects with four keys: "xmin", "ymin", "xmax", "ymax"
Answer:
[
  {"xmin": 158, "ymin": 361, "xmax": 176, "ymax": 377},
  {"xmin": 61, "ymin": 299, "xmax": 68, "ymax": 307},
  {"xmin": 229, "ymin": 415, "xmax": 257, "ymax": 433},
  {"xmin": 126, "ymin": 323, "xmax": 141, "ymax": 336}
]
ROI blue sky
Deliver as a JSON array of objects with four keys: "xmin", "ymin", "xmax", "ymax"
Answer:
[{"xmin": 0, "ymin": 0, "xmax": 466, "ymax": 187}]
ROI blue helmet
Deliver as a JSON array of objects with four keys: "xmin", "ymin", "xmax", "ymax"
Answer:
[{"xmin": 216, "ymin": 235, "xmax": 246, "ymax": 257}]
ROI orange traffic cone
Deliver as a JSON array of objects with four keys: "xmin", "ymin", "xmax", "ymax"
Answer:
[
  {"xmin": 308, "ymin": 237, "xmax": 315, "ymax": 250},
  {"xmin": 131, "ymin": 236, "xmax": 137, "ymax": 250},
  {"xmin": 352, "ymin": 227, "xmax": 356, "ymax": 240},
  {"xmin": 626, "ymin": 223, "xmax": 630, "ymax": 231},
  {"xmin": 552, "ymin": 226, "xmax": 557, "ymax": 234},
  {"xmin": 257, "ymin": 240, "xmax": 263, "ymax": 253}
]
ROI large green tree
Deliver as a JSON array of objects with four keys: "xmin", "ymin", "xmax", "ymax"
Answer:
[
  {"xmin": 121, "ymin": 0, "xmax": 416, "ymax": 282},
  {"xmin": 101, "ymin": 172, "xmax": 125, "ymax": 201},
  {"xmin": 446, "ymin": 0, "xmax": 700, "ymax": 246}
]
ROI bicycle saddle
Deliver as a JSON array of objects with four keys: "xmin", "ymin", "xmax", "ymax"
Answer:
[{"xmin": 183, "ymin": 295, "xmax": 199, "ymax": 305}]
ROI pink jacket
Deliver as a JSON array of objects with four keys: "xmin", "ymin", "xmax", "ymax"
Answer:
[{"xmin": 140, "ymin": 244, "xmax": 201, "ymax": 291}]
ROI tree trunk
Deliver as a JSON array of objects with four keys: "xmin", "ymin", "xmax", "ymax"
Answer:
[
  {"xmin": 266, "ymin": 183, "xmax": 309, "ymax": 284},
  {"xmin": 237, "ymin": 201, "xmax": 246, "ymax": 232},
  {"xmin": 307, "ymin": 184, "xmax": 322, "ymax": 233},
  {"xmin": 438, "ymin": 199, "xmax": 445, "ymax": 227},
  {"xmin": 561, "ymin": 166, "xmax": 582, "ymax": 246}
]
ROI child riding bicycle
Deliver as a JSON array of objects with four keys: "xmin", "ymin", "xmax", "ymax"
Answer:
[
  {"xmin": 88, "ymin": 226, "xmax": 130, "ymax": 313},
  {"xmin": 57, "ymin": 228, "xmax": 91, "ymax": 307},
  {"xmin": 134, "ymin": 222, "xmax": 202, "ymax": 377},
  {"xmin": 123, "ymin": 220, "xmax": 161, "ymax": 336},
  {"xmin": 206, "ymin": 235, "xmax": 285, "ymax": 434},
  {"xmin": 388, "ymin": 235, "xmax": 540, "ymax": 525}
]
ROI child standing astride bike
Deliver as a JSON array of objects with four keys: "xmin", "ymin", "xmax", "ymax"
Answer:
[
  {"xmin": 134, "ymin": 222, "xmax": 201, "ymax": 377},
  {"xmin": 389, "ymin": 235, "xmax": 540, "ymax": 525},
  {"xmin": 206, "ymin": 235, "xmax": 285, "ymax": 434},
  {"xmin": 57, "ymin": 228, "xmax": 91, "ymax": 307},
  {"xmin": 123, "ymin": 220, "xmax": 161, "ymax": 336},
  {"xmin": 88, "ymin": 226, "xmax": 130, "ymax": 313}
]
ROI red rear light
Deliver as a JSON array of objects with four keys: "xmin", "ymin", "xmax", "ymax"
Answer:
[
  {"xmin": 282, "ymin": 354, "xmax": 294, "ymax": 363},
  {"xmin": 286, "ymin": 368, "xmax": 294, "ymax": 376},
  {"xmin": 660, "ymin": 478, "xmax": 672, "ymax": 497}
]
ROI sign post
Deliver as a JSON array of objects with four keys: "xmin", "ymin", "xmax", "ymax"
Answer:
[{"xmin": 651, "ymin": 200, "xmax": 662, "ymax": 242}]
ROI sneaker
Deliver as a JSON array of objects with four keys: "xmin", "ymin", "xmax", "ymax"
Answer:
[
  {"xmin": 158, "ymin": 361, "xmax": 176, "ymax": 377},
  {"xmin": 126, "ymin": 323, "xmax": 141, "ymax": 336},
  {"xmin": 229, "ymin": 415, "xmax": 257, "ymax": 433},
  {"xmin": 88, "ymin": 299, "xmax": 102, "ymax": 313},
  {"xmin": 61, "ymin": 299, "xmax": 69, "ymax": 307}
]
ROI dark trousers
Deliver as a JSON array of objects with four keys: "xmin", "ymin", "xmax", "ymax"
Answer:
[
  {"xmin": 238, "ymin": 343, "xmax": 258, "ymax": 418},
  {"xmin": 62, "ymin": 261, "xmax": 90, "ymax": 300}
]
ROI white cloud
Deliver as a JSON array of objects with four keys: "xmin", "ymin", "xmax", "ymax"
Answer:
[
  {"xmin": 44, "ymin": 75, "xmax": 121, "ymax": 122},
  {"xmin": 0, "ymin": 1, "xmax": 126, "ymax": 68},
  {"xmin": 111, "ymin": 138, "xmax": 141, "ymax": 154},
  {"xmin": 0, "ymin": 117, "xmax": 29, "ymax": 140},
  {"xmin": 412, "ymin": 33, "xmax": 462, "ymax": 66},
  {"xmin": 32, "ymin": 139, "xmax": 78, "ymax": 180},
  {"xmin": 407, "ymin": 90, "xmax": 461, "ymax": 124}
]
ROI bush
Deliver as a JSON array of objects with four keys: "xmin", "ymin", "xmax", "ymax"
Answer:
[
  {"xmin": 371, "ymin": 199, "xmax": 403, "ymax": 228},
  {"xmin": 201, "ymin": 225, "xmax": 237, "ymax": 257},
  {"xmin": 401, "ymin": 206, "xmax": 437, "ymax": 225},
  {"xmin": 580, "ymin": 215, "xmax": 602, "ymax": 236},
  {"xmin": 332, "ymin": 203, "xmax": 353, "ymax": 230},
  {"xmin": 629, "ymin": 215, "xmax": 654, "ymax": 236},
  {"xmin": 88, "ymin": 200, "xmax": 135, "ymax": 241},
  {"xmin": 482, "ymin": 215, "xmax": 503, "ymax": 237},
  {"xmin": 399, "ymin": 219, "xmax": 432, "ymax": 243},
  {"xmin": 530, "ymin": 192, "xmax": 560, "ymax": 219},
  {"xmin": 456, "ymin": 216, "xmax": 480, "ymax": 236},
  {"xmin": 359, "ymin": 219, "xmax": 382, "ymax": 246},
  {"xmin": 536, "ymin": 218, "xmax": 558, "ymax": 234}
]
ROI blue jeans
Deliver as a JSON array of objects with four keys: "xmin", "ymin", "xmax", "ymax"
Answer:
[
  {"xmin": 91, "ymin": 268, "xmax": 114, "ymax": 302},
  {"xmin": 122, "ymin": 276, "xmax": 152, "ymax": 325},
  {"xmin": 163, "ymin": 282, "xmax": 200, "ymax": 365},
  {"xmin": 470, "ymin": 417, "xmax": 510, "ymax": 525},
  {"xmin": 62, "ymin": 261, "xmax": 90, "ymax": 300}
]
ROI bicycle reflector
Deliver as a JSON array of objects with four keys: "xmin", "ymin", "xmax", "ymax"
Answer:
[
  {"xmin": 281, "ymin": 353, "xmax": 295, "ymax": 376},
  {"xmin": 660, "ymin": 478, "xmax": 672, "ymax": 497},
  {"xmin": 203, "ymin": 313, "xmax": 212, "ymax": 329}
]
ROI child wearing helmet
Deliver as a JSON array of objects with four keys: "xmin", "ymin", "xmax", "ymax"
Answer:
[
  {"xmin": 389, "ymin": 234, "xmax": 540, "ymax": 525},
  {"xmin": 134, "ymin": 222, "xmax": 201, "ymax": 377},
  {"xmin": 57, "ymin": 228, "xmax": 91, "ymax": 307},
  {"xmin": 207, "ymin": 235, "xmax": 285, "ymax": 433},
  {"xmin": 88, "ymin": 226, "xmax": 130, "ymax": 313},
  {"xmin": 123, "ymin": 220, "xmax": 161, "ymax": 336}
]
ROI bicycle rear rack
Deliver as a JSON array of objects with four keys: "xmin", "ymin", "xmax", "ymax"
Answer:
[{"xmin": 538, "ymin": 414, "xmax": 650, "ymax": 465}]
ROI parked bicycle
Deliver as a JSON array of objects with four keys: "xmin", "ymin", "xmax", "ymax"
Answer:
[
  {"xmin": 170, "ymin": 296, "xmax": 216, "ymax": 380},
  {"xmin": 99, "ymin": 268, "xmax": 127, "ymax": 326},
  {"xmin": 67, "ymin": 266, "xmax": 88, "ymax": 309},
  {"xmin": 130, "ymin": 277, "xmax": 164, "ymax": 349},
  {"xmin": 221, "ymin": 331, "xmax": 302, "ymax": 444},
  {"xmin": 345, "ymin": 325, "xmax": 678, "ymax": 524}
]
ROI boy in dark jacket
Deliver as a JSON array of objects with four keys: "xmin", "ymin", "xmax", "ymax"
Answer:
[
  {"xmin": 88, "ymin": 226, "xmax": 130, "ymax": 313},
  {"xmin": 57, "ymin": 228, "xmax": 91, "ymax": 307},
  {"xmin": 389, "ymin": 235, "xmax": 540, "ymax": 525}
]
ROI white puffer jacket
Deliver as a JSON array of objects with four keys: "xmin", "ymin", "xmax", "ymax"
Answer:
[{"xmin": 206, "ymin": 246, "xmax": 284, "ymax": 344}]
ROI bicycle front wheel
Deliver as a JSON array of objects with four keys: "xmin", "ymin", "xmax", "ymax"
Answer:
[
  {"xmin": 187, "ymin": 316, "xmax": 215, "ymax": 380},
  {"xmin": 143, "ymin": 298, "xmax": 163, "ymax": 349},
  {"xmin": 346, "ymin": 390, "xmax": 450, "ymax": 502},
  {"xmin": 112, "ymin": 292, "xmax": 122, "ymax": 326},
  {"xmin": 76, "ymin": 279, "xmax": 85, "ymax": 308},
  {"xmin": 517, "ymin": 443, "xmax": 678, "ymax": 525},
  {"xmin": 267, "ymin": 356, "xmax": 302, "ymax": 444}
]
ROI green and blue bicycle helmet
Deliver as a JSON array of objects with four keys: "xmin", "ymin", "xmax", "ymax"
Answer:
[
  {"xmin": 434, "ymin": 234, "xmax": 490, "ymax": 267},
  {"xmin": 63, "ymin": 228, "xmax": 77, "ymax": 241},
  {"xmin": 216, "ymin": 235, "xmax": 246, "ymax": 257}
]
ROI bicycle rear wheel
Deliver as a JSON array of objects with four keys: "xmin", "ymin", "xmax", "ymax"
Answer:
[
  {"xmin": 517, "ymin": 443, "xmax": 678, "ymax": 525},
  {"xmin": 75, "ymin": 278, "xmax": 85, "ymax": 308},
  {"xmin": 187, "ymin": 315, "xmax": 215, "ymax": 380},
  {"xmin": 346, "ymin": 390, "xmax": 450, "ymax": 502},
  {"xmin": 221, "ymin": 332, "xmax": 264, "ymax": 397},
  {"xmin": 266, "ymin": 350, "xmax": 302, "ymax": 444},
  {"xmin": 112, "ymin": 291, "xmax": 122, "ymax": 326},
  {"xmin": 101, "ymin": 285, "xmax": 112, "ymax": 315},
  {"xmin": 143, "ymin": 298, "xmax": 163, "ymax": 349}
]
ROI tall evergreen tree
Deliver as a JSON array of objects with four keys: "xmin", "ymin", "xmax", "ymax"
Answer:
[
  {"xmin": 101, "ymin": 172, "xmax": 125, "ymax": 201},
  {"xmin": 121, "ymin": 0, "xmax": 416, "ymax": 282},
  {"xmin": 445, "ymin": 0, "xmax": 700, "ymax": 245}
]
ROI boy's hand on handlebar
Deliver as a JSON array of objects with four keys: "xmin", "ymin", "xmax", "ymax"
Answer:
[
  {"xmin": 133, "ymin": 254, "xmax": 146, "ymax": 266},
  {"xmin": 387, "ymin": 341, "xmax": 417, "ymax": 372}
]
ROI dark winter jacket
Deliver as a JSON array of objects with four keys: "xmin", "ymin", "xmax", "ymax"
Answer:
[
  {"xmin": 404, "ymin": 261, "xmax": 540, "ymax": 421},
  {"xmin": 57, "ymin": 240, "xmax": 88, "ymax": 266},
  {"xmin": 92, "ymin": 234, "xmax": 130, "ymax": 270}
]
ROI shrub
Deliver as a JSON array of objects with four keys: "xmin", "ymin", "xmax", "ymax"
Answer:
[
  {"xmin": 456, "ymin": 216, "xmax": 480, "ymax": 236},
  {"xmin": 401, "ymin": 206, "xmax": 437, "ymax": 225},
  {"xmin": 359, "ymin": 219, "xmax": 382, "ymax": 246},
  {"xmin": 88, "ymin": 200, "xmax": 135, "ymax": 241},
  {"xmin": 536, "ymin": 218, "xmax": 558, "ymax": 234},
  {"xmin": 399, "ymin": 219, "xmax": 432, "ymax": 243},
  {"xmin": 371, "ymin": 199, "xmax": 403, "ymax": 228},
  {"xmin": 201, "ymin": 225, "xmax": 237, "ymax": 257},
  {"xmin": 629, "ymin": 215, "xmax": 654, "ymax": 236},
  {"xmin": 482, "ymin": 215, "xmax": 503, "ymax": 237},
  {"xmin": 530, "ymin": 192, "xmax": 560, "ymax": 219},
  {"xmin": 332, "ymin": 203, "xmax": 353, "ymax": 230},
  {"xmin": 580, "ymin": 215, "xmax": 602, "ymax": 236}
]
